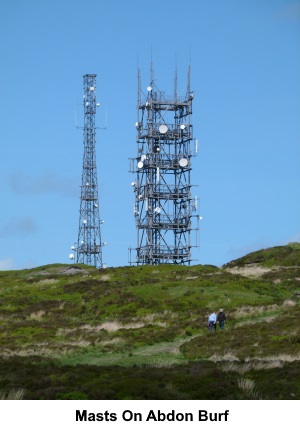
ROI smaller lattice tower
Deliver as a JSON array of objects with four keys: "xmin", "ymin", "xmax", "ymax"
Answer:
[
  {"xmin": 129, "ymin": 65, "xmax": 199, "ymax": 265},
  {"xmin": 71, "ymin": 74, "xmax": 104, "ymax": 268}
]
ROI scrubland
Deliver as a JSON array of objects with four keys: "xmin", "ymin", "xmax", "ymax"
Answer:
[{"xmin": 0, "ymin": 244, "xmax": 299, "ymax": 399}]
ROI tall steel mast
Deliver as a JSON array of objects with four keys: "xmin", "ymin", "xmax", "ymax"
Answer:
[
  {"xmin": 72, "ymin": 74, "xmax": 103, "ymax": 268},
  {"xmin": 130, "ymin": 66, "xmax": 199, "ymax": 265}
]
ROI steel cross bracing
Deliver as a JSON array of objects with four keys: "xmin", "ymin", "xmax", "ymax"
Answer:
[
  {"xmin": 129, "ymin": 66, "xmax": 199, "ymax": 265},
  {"xmin": 76, "ymin": 74, "xmax": 103, "ymax": 268}
]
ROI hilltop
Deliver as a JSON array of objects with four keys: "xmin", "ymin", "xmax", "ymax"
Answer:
[{"xmin": 0, "ymin": 243, "xmax": 299, "ymax": 400}]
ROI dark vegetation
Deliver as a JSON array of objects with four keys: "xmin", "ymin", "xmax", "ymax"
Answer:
[{"xmin": 0, "ymin": 244, "xmax": 299, "ymax": 400}]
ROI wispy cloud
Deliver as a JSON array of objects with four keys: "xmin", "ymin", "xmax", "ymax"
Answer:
[
  {"xmin": 9, "ymin": 172, "xmax": 78, "ymax": 197},
  {"xmin": 288, "ymin": 232, "xmax": 300, "ymax": 243},
  {"xmin": 0, "ymin": 257, "xmax": 14, "ymax": 270},
  {"xmin": 0, "ymin": 218, "xmax": 37, "ymax": 239}
]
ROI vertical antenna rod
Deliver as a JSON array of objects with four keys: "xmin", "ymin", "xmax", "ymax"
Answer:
[{"xmin": 75, "ymin": 74, "xmax": 103, "ymax": 268}]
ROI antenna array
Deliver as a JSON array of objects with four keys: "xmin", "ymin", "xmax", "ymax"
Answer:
[{"xmin": 129, "ymin": 66, "xmax": 199, "ymax": 265}]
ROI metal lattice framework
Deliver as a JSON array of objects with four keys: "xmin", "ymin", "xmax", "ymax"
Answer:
[
  {"xmin": 75, "ymin": 74, "xmax": 103, "ymax": 268},
  {"xmin": 129, "ymin": 66, "xmax": 199, "ymax": 265}
]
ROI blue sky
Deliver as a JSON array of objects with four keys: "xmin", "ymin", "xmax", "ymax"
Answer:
[{"xmin": 0, "ymin": 0, "xmax": 299, "ymax": 270}]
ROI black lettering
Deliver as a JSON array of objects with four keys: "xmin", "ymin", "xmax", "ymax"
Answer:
[
  {"xmin": 95, "ymin": 413, "xmax": 104, "ymax": 421},
  {"xmin": 209, "ymin": 413, "xmax": 218, "ymax": 422},
  {"xmin": 199, "ymin": 410, "xmax": 208, "ymax": 421},
  {"xmin": 198, "ymin": 410, "xmax": 229, "ymax": 422},
  {"xmin": 88, "ymin": 413, "xmax": 96, "ymax": 421},
  {"xmin": 76, "ymin": 410, "xmax": 87, "ymax": 422},
  {"xmin": 146, "ymin": 410, "xmax": 157, "ymax": 421},
  {"xmin": 76, "ymin": 410, "xmax": 118, "ymax": 422},
  {"xmin": 158, "ymin": 411, "xmax": 166, "ymax": 421},
  {"xmin": 110, "ymin": 413, "xmax": 117, "ymax": 422},
  {"xmin": 220, "ymin": 410, "xmax": 229, "ymax": 421},
  {"xmin": 122, "ymin": 410, "xmax": 142, "ymax": 422}
]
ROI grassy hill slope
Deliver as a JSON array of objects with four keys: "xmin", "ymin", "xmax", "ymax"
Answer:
[{"xmin": 0, "ymin": 244, "xmax": 299, "ymax": 400}]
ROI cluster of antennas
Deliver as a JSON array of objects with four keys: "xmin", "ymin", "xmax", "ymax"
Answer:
[
  {"xmin": 129, "ymin": 66, "xmax": 201, "ymax": 265},
  {"xmin": 69, "ymin": 239, "xmax": 108, "ymax": 260}
]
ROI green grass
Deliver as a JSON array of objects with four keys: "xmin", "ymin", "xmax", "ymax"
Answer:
[
  {"xmin": 224, "ymin": 243, "xmax": 300, "ymax": 268},
  {"xmin": 0, "ymin": 245, "xmax": 299, "ymax": 399}
]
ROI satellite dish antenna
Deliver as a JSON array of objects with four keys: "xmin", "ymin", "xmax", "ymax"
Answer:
[
  {"xmin": 147, "ymin": 86, "xmax": 152, "ymax": 92},
  {"xmin": 83, "ymin": 219, "xmax": 87, "ymax": 224},
  {"xmin": 154, "ymin": 207, "xmax": 161, "ymax": 214},
  {"xmin": 141, "ymin": 154, "xmax": 147, "ymax": 162},
  {"xmin": 180, "ymin": 124, "xmax": 186, "ymax": 130},
  {"xmin": 71, "ymin": 246, "xmax": 75, "ymax": 250},
  {"xmin": 137, "ymin": 161, "xmax": 144, "ymax": 169},
  {"xmin": 159, "ymin": 124, "xmax": 168, "ymax": 134},
  {"xmin": 69, "ymin": 253, "xmax": 74, "ymax": 260},
  {"xmin": 179, "ymin": 158, "xmax": 188, "ymax": 167}
]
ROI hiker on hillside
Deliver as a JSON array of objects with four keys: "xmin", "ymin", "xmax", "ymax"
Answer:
[
  {"xmin": 217, "ymin": 309, "xmax": 227, "ymax": 330},
  {"xmin": 207, "ymin": 312, "xmax": 217, "ymax": 333}
]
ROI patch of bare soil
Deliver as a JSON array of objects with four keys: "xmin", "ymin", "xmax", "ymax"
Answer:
[
  {"xmin": 225, "ymin": 265, "xmax": 272, "ymax": 278},
  {"xmin": 60, "ymin": 266, "xmax": 88, "ymax": 275}
]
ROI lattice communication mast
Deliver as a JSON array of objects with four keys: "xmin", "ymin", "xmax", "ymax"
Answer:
[
  {"xmin": 71, "ymin": 74, "xmax": 104, "ymax": 268},
  {"xmin": 129, "ymin": 66, "xmax": 199, "ymax": 265}
]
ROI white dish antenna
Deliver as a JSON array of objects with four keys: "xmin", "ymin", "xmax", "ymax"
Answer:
[
  {"xmin": 154, "ymin": 207, "xmax": 161, "ymax": 214},
  {"xmin": 137, "ymin": 161, "xmax": 144, "ymax": 169},
  {"xmin": 90, "ymin": 86, "xmax": 95, "ymax": 91},
  {"xmin": 70, "ymin": 246, "xmax": 75, "ymax": 250},
  {"xmin": 179, "ymin": 158, "xmax": 188, "ymax": 168},
  {"xmin": 147, "ymin": 86, "xmax": 152, "ymax": 92},
  {"xmin": 141, "ymin": 154, "xmax": 147, "ymax": 162},
  {"xmin": 159, "ymin": 124, "xmax": 168, "ymax": 134},
  {"xmin": 180, "ymin": 124, "xmax": 186, "ymax": 130},
  {"xmin": 83, "ymin": 219, "xmax": 87, "ymax": 224},
  {"xmin": 69, "ymin": 253, "xmax": 74, "ymax": 260}
]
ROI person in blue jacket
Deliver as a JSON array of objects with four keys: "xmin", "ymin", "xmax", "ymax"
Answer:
[{"xmin": 208, "ymin": 312, "xmax": 217, "ymax": 332}]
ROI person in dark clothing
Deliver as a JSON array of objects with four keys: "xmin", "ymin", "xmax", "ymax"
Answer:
[{"xmin": 217, "ymin": 309, "xmax": 227, "ymax": 330}]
